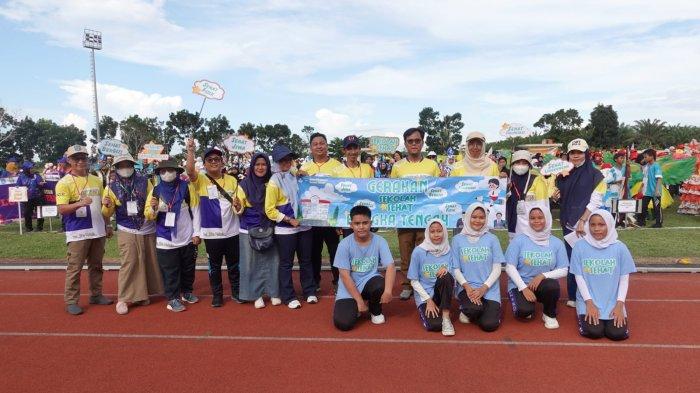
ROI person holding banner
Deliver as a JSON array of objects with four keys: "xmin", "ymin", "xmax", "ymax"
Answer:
[
  {"xmin": 451, "ymin": 202, "xmax": 504, "ymax": 332},
  {"xmin": 297, "ymin": 133, "xmax": 343, "ymax": 293},
  {"xmin": 234, "ymin": 153, "xmax": 281, "ymax": 309},
  {"xmin": 571, "ymin": 209, "xmax": 636, "ymax": 341},
  {"xmin": 407, "ymin": 219, "xmax": 456, "ymax": 336},
  {"xmin": 451, "ymin": 132, "xmax": 499, "ymax": 177},
  {"xmin": 55, "ymin": 145, "xmax": 113, "ymax": 315},
  {"xmin": 553, "ymin": 138, "xmax": 606, "ymax": 308},
  {"xmin": 16, "ymin": 161, "xmax": 45, "ymax": 232},
  {"xmin": 391, "ymin": 127, "xmax": 440, "ymax": 301},
  {"xmin": 333, "ymin": 205, "xmax": 396, "ymax": 331},
  {"xmin": 266, "ymin": 145, "xmax": 316, "ymax": 309},
  {"xmin": 186, "ymin": 140, "xmax": 242, "ymax": 307},
  {"xmin": 505, "ymin": 206, "xmax": 568, "ymax": 329},
  {"xmin": 332, "ymin": 135, "xmax": 375, "ymax": 238},
  {"xmin": 506, "ymin": 150, "xmax": 549, "ymax": 240},
  {"xmin": 102, "ymin": 153, "xmax": 163, "ymax": 315},
  {"xmin": 144, "ymin": 160, "xmax": 201, "ymax": 313}
]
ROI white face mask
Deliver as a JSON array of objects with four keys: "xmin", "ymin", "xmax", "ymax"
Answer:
[
  {"xmin": 117, "ymin": 168, "xmax": 134, "ymax": 178},
  {"xmin": 160, "ymin": 170, "xmax": 177, "ymax": 182},
  {"xmin": 512, "ymin": 164, "xmax": 530, "ymax": 175}
]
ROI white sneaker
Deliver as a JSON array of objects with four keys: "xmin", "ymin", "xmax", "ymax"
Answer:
[
  {"xmin": 458, "ymin": 312, "xmax": 470, "ymax": 324},
  {"xmin": 399, "ymin": 288, "xmax": 413, "ymax": 300},
  {"xmin": 442, "ymin": 318, "xmax": 455, "ymax": 336},
  {"xmin": 271, "ymin": 297, "xmax": 282, "ymax": 306},
  {"xmin": 254, "ymin": 297, "xmax": 265, "ymax": 309},
  {"xmin": 542, "ymin": 314, "xmax": 560, "ymax": 329},
  {"xmin": 115, "ymin": 301, "xmax": 128, "ymax": 315},
  {"xmin": 306, "ymin": 295, "xmax": 318, "ymax": 304},
  {"xmin": 370, "ymin": 314, "xmax": 386, "ymax": 324},
  {"xmin": 287, "ymin": 300, "xmax": 301, "ymax": 309},
  {"xmin": 566, "ymin": 300, "xmax": 576, "ymax": 308}
]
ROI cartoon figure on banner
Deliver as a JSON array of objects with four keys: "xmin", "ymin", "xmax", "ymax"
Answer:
[{"xmin": 488, "ymin": 178, "xmax": 501, "ymax": 206}]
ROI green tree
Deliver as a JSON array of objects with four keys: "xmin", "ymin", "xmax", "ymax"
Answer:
[
  {"xmin": 328, "ymin": 137, "xmax": 344, "ymax": 159},
  {"xmin": 288, "ymin": 133, "xmax": 307, "ymax": 158},
  {"xmin": 194, "ymin": 115, "xmax": 233, "ymax": 155},
  {"xmin": 34, "ymin": 119, "xmax": 86, "ymax": 162},
  {"xmin": 166, "ymin": 109, "xmax": 204, "ymax": 147},
  {"xmin": 253, "ymin": 124, "xmax": 293, "ymax": 153},
  {"xmin": 120, "ymin": 115, "xmax": 162, "ymax": 155},
  {"xmin": 13, "ymin": 117, "xmax": 41, "ymax": 161},
  {"xmin": 89, "ymin": 115, "xmax": 119, "ymax": 144},
  {"xmin": 419, "ymin": 107, "xmax": 464, "ymax": 155},
  {"xmin": 533, "ymin": 108, "xmax": 583, "ymax": 142},
  {"xmin": 589, "ymin": 104, "xmax": 620, "ymax": 148},
  {"xmin": 633, "ymin": 119, "xmax": 666, "ymax": 148},
  {"xmin": 301, "ymin": 125, "xmax": 315, "ymax": 142},
  {"xmin": 664, "ymin": 124, "xmax": 700, "ymax": 147},
  {"xmin": 237, "ymin": 122, "xmax": 256, "ymax": 139},
  {"xmin": 0, "ymin": 107, "xmax": 17, "ymax": 160}
]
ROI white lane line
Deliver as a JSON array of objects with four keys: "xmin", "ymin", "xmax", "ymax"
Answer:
[
  {"xmin": 0, "ymin": 292, "xmax": 698, "ymax": 303},
  {"xmin": 0, "ymin": 331, "xmax": 698, "ymax": 350}
]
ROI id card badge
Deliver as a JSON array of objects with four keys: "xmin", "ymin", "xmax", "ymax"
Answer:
[
  {"xmin": 207, "ymin": 185, "xmax": 219, "ymax": 199},
  {"xmin": 164, "ymin": 212, "xmax": 176, "ymax": 227},
  {"xmin": 126, "ymin": 201, "xmax": 138, "ymax": 216},
  {"xmin": 516, "ymin": 200, "xmax": 526, "ymax": 216},
  {"xmin": 75, "ymin": 206, "xmax": 88, "ymax": 218}
]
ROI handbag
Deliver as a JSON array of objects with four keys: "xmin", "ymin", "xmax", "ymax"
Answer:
[{"xmin": 248, "ymin": 219, "xmax": 274, "ymax": 251}]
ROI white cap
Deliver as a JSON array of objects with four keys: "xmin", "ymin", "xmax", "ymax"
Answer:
[
  {"xmin": 567, "ymin": 138, "xmax": 589, "ymax": 152},
  {"xmin": 64, "ymin": 145, "xmax": 89, "ymax": 157},
  {"xmin": 112, "ymin": 153, "xmax": 136, "ymax": 166},
  {"xmin": 511, "ymin": 150, "xmax": 532, "ymax": 165},
  {"xmin": 427, "ymin": 151, "xmax": 437, "ymax": 157}
]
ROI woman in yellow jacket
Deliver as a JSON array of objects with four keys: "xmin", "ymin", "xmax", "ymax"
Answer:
[
  {"xmin": 265, "ymin": 145, "xmax": 316, "ymax": 309},
  {"xmin": 451, "ymin": 132, "xmax": 500, "ymax": 177}
]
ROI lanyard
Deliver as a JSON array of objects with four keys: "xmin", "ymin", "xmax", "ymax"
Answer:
[
  {"xmin": 166, "ymin": 183, "xmax": 181, "ymax": 212},
  {"xmin": 70, "ymin": 174, "xmax": 88, "ymax": 201},
  {"xmin": 344, "ymin": 162, "xmax": 363, "ymax": 178},
  {"xmin": 116, "ymin": 176, "xmax": 137, "ymax": 200},
  {"xmin": 313, "ymin": 157, "xmax": 331, "ymax": 174}
]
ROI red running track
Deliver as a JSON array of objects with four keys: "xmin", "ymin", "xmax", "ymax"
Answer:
[{"xmin": 0, "ymin": 271, "xmax": 699, "ymax": 392}]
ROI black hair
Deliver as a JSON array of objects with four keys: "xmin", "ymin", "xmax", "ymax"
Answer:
[
  {"xmin": 488, "ymin": 178, "xmax": 500, "ymax": 187},
  {"xmin": 403, "ymin": 127, "xmax": 425, "ymax": 141},
  {"xmin": 350, "ymin": 205, "xmax": 372, "ymax": 220},
  {"xmin": 643, "ymin": 149, "xmax": 656, "ymax": 160},
  {"xmin": 496, "ymin": 212, "xmax": 502, "ymax": 217},
  {"xmin": 498, "ymin": 156, "xmax": 507, "ymax": 163},
  {"xmin": 309, "ymin": 132, "xmax": 327, "ymax": 143},
  {"xmin": 614, "ymin": 152, "xmax": 625, "ymax": 160},
  {"xmin": 393, "ymin": 150, "xmax": 403, "ymax": 158}
]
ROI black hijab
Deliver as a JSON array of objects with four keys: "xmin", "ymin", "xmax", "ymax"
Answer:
[
  {"xmin": 555, "ymin": 151, "xmax": 604, "ymax": 231},
  {"xmin": 240, "ymin": 152, "xmax": 271, "ymax": 210}
]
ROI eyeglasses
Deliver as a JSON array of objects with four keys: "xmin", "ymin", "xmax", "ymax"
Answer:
[
  {"xmin": 205, "ymin": 157, "xmax": 222, "ymax": 163},
  {"xmin": 405, "ymin": 138, "xmax": 423, "ymax": 145}
]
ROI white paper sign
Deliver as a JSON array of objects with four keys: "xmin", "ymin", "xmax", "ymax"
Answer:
[
  {"xmin": 41, "ymin": 205, "xmax": 58, "ymax": 217},
  {"xmin": 137, "ymin": 143, "xmax": 169, "ymax": 161},
  {"xmin": 8, "ymin": 186, "xmax": 28, "ymax": 202},
  {"xmin": 369, "ymin": 136, "xmax": 400, "ymax": 154},
  {"xmin": 540, "ymin": 159, "xmax": 574, "ymax": 176},
  {"xmin": 98, "ymin": 139, "xmax": 129, "ymax": 156},
  {"xmin": 192, "ymin": 80, "xmax": 225, "ymax": 100},
  {"xmin": 616, "ymin": 199, "xmax": 638, "ymax": 214},
  {"xmin": 499, "ymin": 122, "xmax": 532, "ymax": 137},
  {"xmin": 223, "ymin": 135, "xmax": 255, "ymax": 154}
]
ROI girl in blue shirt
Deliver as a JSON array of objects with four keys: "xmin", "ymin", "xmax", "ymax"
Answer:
[
  {"xmin": 451, "ymin": 202, "xmax": 504, "ymax": 332},
  {"xmin": 505, "ymin": 206, "xmax": 569, "ymax": 329},
  {"xmin": 407, "ymin": 219, "xmax": 456, "ymax": 336},
  {"xmin": 571, "ymin": 209, "xmax": 636, "ymax": 341}
]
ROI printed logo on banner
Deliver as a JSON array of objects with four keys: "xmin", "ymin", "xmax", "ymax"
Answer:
[
  {"xmin": 192, "ymin": 80, "xmax": 225, "ymax": 100},
  {"xmin": 455, "ymin": 179, "xmax": 479, "ymax": 193},
  {"xmin": 97, "ymin": 139, "xmax": 129, "ymax": 156},
  {"xmin": 369, "ymin": 136, "xmax": 400, "ymax": 154},
  {"xmin": 223, "ymin": 134, "xmax": 254, "ymax": 154},
  {"xmin": 540, "ymin": 159, "xmax": 574, "ymax": 176},
  {"xmin": 137, "ymin": 143, "xmax": 169, "ymax": 161},
  {"xmin": 335, "ymin": 181, "xmax": 358, "ymax": 193},
  {"xmin": 499, "ymin": 122, "xmax": 532, "ymax": 137}
]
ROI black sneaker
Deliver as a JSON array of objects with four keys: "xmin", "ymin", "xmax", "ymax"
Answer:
[
  {"xmin": 231, "ymin": 296, "xmax": 246, "ymax": 304},
  {"xmin": 651, "ymin": 223, "xmax": 662, "ymax": 228},
  {"xmin": 212, "ymin": 295, "xmax": 223, "ymax": 307},
  {"xmin": 89, "ymin": 295, "xmax": 113, "ymax": 305},
  {"xmin": 65, "ymin": 304, "xmax": 83, "ymax": 315}
]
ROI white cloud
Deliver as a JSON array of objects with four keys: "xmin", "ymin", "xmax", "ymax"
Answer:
[
  {"xmin": 58, "ymin": 79, "xmax": 182, "ymax": 119},
  {"xmin": 61, "ymin": 113, "xmax": 88, "ymax": 130}
]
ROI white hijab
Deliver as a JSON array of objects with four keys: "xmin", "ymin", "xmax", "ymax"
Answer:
[
  {"xmin": 584, "ymin": 209, "xmax": 619, "ymax": 249},
  {"xmin": 521, "ymin": 205, "xmax": 552, "ymax": 246},
  {"xmin": 461, "ymin": 202, "xmax": 490, "ymax": 243},
  {"xmin": 418, "ymin": 218, "xmax": 450, "ymax": 257},
  {"xmin": 461, "ymin": 132, "xmax": 494, "ymax": 175}
]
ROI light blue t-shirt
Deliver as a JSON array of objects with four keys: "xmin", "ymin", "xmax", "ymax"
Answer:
[
  {"xmin": 643, "ymin": 162, "xmax": 662, "ymax": 197},
  {"xmin": 505, "ymin": 235, "xmax": 569, "ymax": 291},
  {"xmin": 450, "ymin": 232, "xmax": 504, "ymax": 303},
  {"xmin": 570, "ymin": 240, "xmax": 636, "ymax": 319},
  {"xmin": 333, "ymin": 233, "xmax": 394, "ymax": 301},
  {"xmin": 407, "ymin": 248, "xmax": 454, "ymax": 308}
]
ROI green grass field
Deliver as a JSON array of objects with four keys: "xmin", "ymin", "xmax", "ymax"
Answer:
[{"xmin": 0, "ymin": 201, "xmax": 697, "ymax": 261}]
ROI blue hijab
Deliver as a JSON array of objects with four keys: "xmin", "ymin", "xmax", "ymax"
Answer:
[{"xmin": 556, "ymin": 152, "xmax": 604, "ymax": 232}]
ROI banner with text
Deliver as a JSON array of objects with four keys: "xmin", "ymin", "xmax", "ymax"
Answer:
[{"xmin": 298, "ymin": 176, "xmax": 506, "ymax": 229}]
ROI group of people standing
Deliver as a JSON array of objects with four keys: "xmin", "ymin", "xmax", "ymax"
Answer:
[{"xmin": 55, "ymin": 127, "xmax": 636, "ymax": 342}]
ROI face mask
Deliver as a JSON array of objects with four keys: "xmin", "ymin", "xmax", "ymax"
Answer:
[
  {"xmin": 160, "ymin": 171, "xmax": 177, "ymax": 182},
  {"xmin": 117, "ymin": 168, "xmax": 134, "ymax": 178},
  {"xmin": 513, "ymin": 164, "xmax": 529, "ymax": 175}
]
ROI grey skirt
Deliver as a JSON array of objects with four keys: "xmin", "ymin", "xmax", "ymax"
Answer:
[{"xmin": 239, "ymin": 232, "xmax": 280, "ymax": 300}]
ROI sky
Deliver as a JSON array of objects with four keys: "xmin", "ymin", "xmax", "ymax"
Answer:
[{"xmin": 1, "ymin": 0, "xmax": 699, "ymax": 147}]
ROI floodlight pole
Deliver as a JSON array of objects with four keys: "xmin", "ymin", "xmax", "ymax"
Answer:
[{"xmin": 83, "ymin": 29, "xmax": 102, "ymax": 141}]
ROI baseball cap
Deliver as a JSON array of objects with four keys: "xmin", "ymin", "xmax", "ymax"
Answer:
[
  {"xmin": 567, "ymin": 138, "xmax": 589, "ymax": 153},
  {"xmin": 342, "ymin": 135, "xmax": 360, "ymax": 149},
  {"xmin": 65, "ymin": 145, "xmax": 89, "ymax": 157},
  {"xmin": 511, "ymin": 150, "xmax": 532, "ymax": 165},
  {"xmin": 203, "ymin": 147, "xmax": 223, "ymax": 158},
  {"xmin": 113, "ymin": 153, "xmax": 136, "ymax": 166}
]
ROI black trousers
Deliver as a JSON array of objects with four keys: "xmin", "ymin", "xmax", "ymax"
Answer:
[
  {"xmin": 508, "ymin": 278, "xmax": 560, "ymax": 319},
  {"xmin": 22, "ymin": 198, "xmax": 44, "ymax": 230},
  {"xmin": 204, "ymin": 236, "xmax": 240, "ymax": 298},
  {"xmin": 458, "ymin": 290, "xmax": 501, "ymax": 332},
  {"xmin": 156, "ymin": 244, "xmax": 196, "ymax": 300},
  {"xmin": 311, "ymin": 226, "xmax": 340, "ymax": 287},
  {"xmin": 277, "ymin": 230, "xmax": 315, "ymax": 303},
  {"xmin": 578, "ymin": 315, "xmax": 629, "ymax": 341},
  {"xmin": 417, "ymin": 274, "xmax": 455, "ymax": 332},
  {"xmin": 638, "ymin": 195, "xmax": 662, "ymax": 226},
  {"xmin": 333, "ymin": 275, "xmax": 385, "ymax": 331},
  {"xmin": 563, "ymin": 230, "xmax": 577, "ymax": 301}
]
